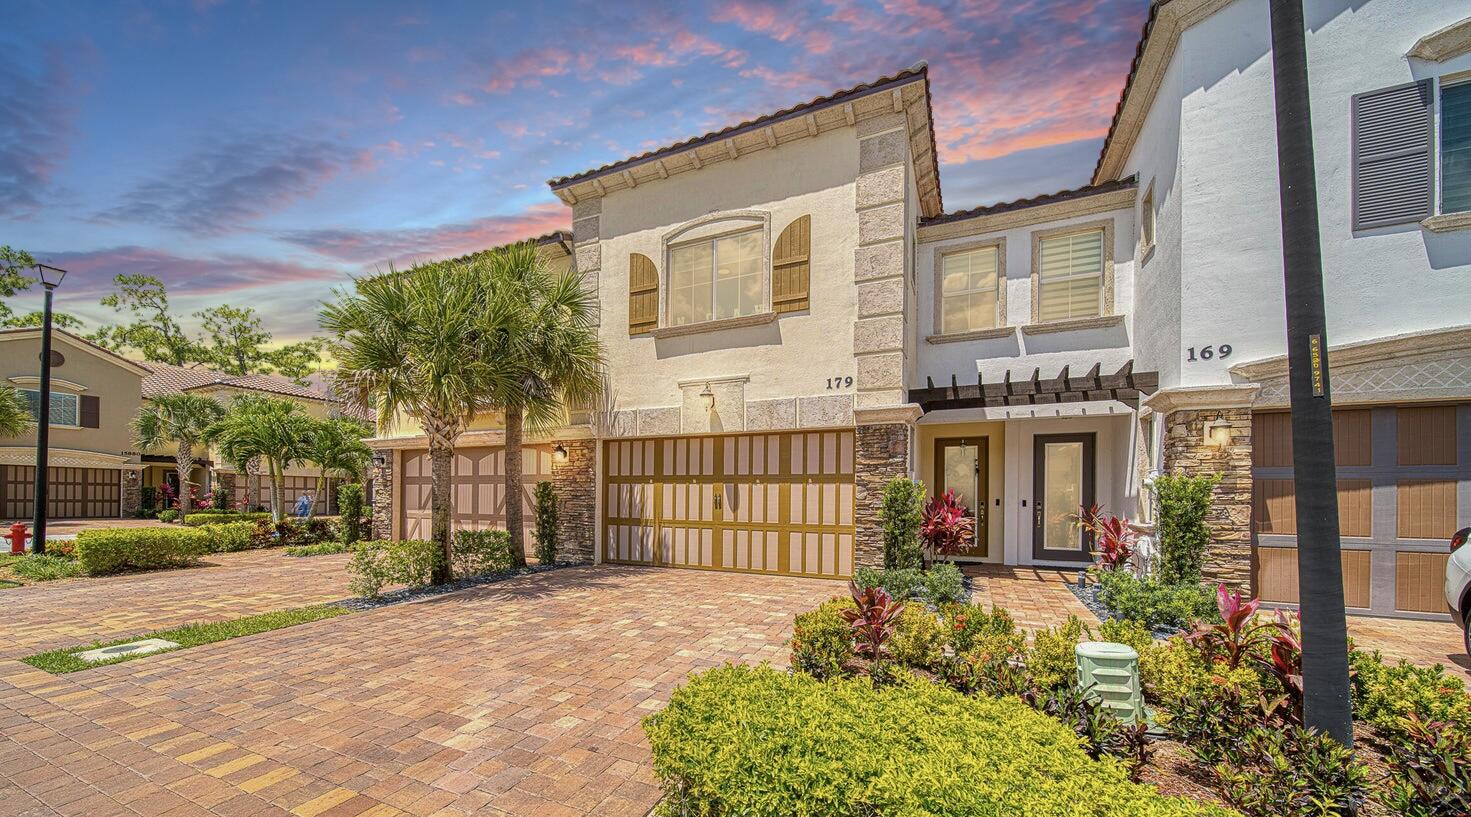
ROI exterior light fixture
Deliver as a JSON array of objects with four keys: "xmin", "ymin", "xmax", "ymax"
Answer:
[
  {"xmin": 1203, "ymin": 418, "xmax": 1233, "ymax": 449},
  {"xmin": 371, "ymin": 452, "xmax": 387, "ymax": 468},
  {"xmin": 28, "ymin": 263, "xmax": 66, "ymax": 555},
  {"xmin": 699, "ymin": 382, "xmax": 716, "ymax": 413},
  {"xmin": 553, "ymin": 443, "xmax": 568, "ymax": 462}
]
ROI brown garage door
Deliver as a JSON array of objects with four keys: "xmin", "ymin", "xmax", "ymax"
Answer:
[
  {"xmin": 397, "ymin": 445, "xmax": 553, "ymax": 553},
  {"xmin": 1252, "ymin": 404, "xmax": 1466, "ymax": 618},
  {"xmin": 233, "ymin": 475, "xmax": 336, "ymax": 516},
  {"xmin": 3, "ymin": 465, "xmax": 121, "ymax": 519},
  {"xmin": 603, "ymin": 430, "xmax": 855, "ymax": 579}
]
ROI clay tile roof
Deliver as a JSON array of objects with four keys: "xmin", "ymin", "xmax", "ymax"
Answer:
[
  {"xmin": 1093, "ymin": 0, "xmax": 1171, "ymax": 183},
  {"xmin": 920, "ymin": 176, "xmax": 1138, "ymax": 227},
  {"xmin": 139, "ymin": 361, "xmax": 371, "ymax": 422},
  {"xmin": 442, "ymin": 230, "xmax": 572, "ymax": 266},
  {"xmin": 548, "ymin": 63, "xmax": 933, "ymax": 191}
]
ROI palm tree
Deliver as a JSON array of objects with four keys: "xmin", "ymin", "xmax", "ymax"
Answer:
[
  {"xmin": 477, "ymin": 242, "xmax": 603, "ymax": 567},
  {"xmin": 0, "ymin": 385, "xmax": 35, "ymax": 438},
  {"xmin": 321, "ymin": 261, "xmax": 510, "ymax": 583},
  {"xmin": 132, "ymin": 393, "xmax": 226, "ymax": 516},
  {"xmin": 301, "ymin": 416, "xmax": 372, "ymax": 519},
  {"xmin": 205, "ymin": 395, "xmax": 313, "ymax": 522}
]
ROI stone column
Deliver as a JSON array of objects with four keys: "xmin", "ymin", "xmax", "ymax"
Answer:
[
  {"xmin": 213, "ymin": 471, "xmax": 237, "ymax": 508},
  {"xmin": 854, "ymin": 411, "xmax": 918, "ymax": 570},
  {"xmin": 1161, "ymin": 406, "xmax": 1254, "ymax": 587},
  {"xmin": 852, "ymin": 113, "xmax": 910, "ymax": 412},
  {"xmin": 121, "ymin": 468, "xmax": 142, "ymax": 518},
  {"xmin": 369, "ymin": 448, "xmax": 394, "ymax": 541},
  {"xmin": 551, "ymin": 437, "xmax": 596, "ymax": 564}
]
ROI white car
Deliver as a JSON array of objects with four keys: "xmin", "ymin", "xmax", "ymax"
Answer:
[{"xmin": 1447, "ymin": 527, "xmax": 1471, "ymax": 655}]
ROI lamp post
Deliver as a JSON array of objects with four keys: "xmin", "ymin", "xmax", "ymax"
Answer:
[{"xmin": 29, "ymin": 263, "xmax": 66, "ymax": 555}]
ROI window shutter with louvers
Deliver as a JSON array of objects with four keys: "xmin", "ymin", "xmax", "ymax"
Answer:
[
  {"xmin": 629, "ymin": 253, "xmax": 659, "ymax": 335},
  {"xmin": 772, "ymin": 215, "xmax": 811, "ymax": 314},
  {"xmin": 1351, "ymin": 79, "xmax": 1434, "ymax": 230},
  {"xmin": 80, "ymin": 395, "xmax": 100, "ymax": 428}
]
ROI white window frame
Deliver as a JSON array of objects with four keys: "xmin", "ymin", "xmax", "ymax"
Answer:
[
  {"xmin": 1139, "ymin": 180, "xmax": 1156, "ymax": 255},
  {"xmin": 1029, "ymin": 219, "xmax": 1115, "ymax": 325},
  {"xmin": 933, "ymin": 238, "xmax": 1006, "ymax": 337},
  {"xmin": 1435, "ymin": 69, "xmax": 1471, "ymax": 217},
  {"xmin": 20, "ymin": 388, "xmax": 81, "ymax": 428},
  {"xmin": 659, "ymin": 210, "xmax": 772, "ymax": 330}
]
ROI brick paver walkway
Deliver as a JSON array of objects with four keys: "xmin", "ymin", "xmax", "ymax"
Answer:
[{"xmin": 0, "ymin": 565, "xmax": 839, "ymax": 817}]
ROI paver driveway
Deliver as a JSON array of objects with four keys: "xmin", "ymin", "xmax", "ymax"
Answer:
[{"xmin": 0, "ymin": 565, "xmax": 843, "ymax": 817}]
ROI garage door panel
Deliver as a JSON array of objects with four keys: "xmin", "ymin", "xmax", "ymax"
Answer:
[
  {"xmin": 3, "ymin": 465, "xmax": 120, "ymax": 520},
  {"xmin": 398, "ymin": 445, "xmax": 552, "ymax": 553}
]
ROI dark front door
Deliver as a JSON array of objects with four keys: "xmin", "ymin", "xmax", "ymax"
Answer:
[
  {"xmin": 934, "ymin": 437, "xmax": 988, "ymax": 558},
  {"xmin": 1032, "ymin": 433, "xmax": 1095, "ymax": 563}
]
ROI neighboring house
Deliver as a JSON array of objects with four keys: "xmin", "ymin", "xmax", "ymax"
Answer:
[{"xmin": 365, "ymin": 1, "xmax": 1471, "ymax": 620}]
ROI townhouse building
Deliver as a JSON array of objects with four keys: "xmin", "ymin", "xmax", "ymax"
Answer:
[{"xmin": 367, "ymin": 0, "xmax": 1471, "ymax": 620}]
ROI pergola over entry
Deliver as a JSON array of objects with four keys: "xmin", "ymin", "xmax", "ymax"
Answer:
[{"xmin": 909, "ymin": 360, "xmax": 1159, "ymax": 411}]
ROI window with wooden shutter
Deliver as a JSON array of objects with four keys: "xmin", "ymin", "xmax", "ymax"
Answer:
[
  {"xmin": 80, "ymin": 395, "xmax": 100, "ymax": 428},
  {"xmin": 771, "ymin": 215, "xmax": 810, "ymax": 314},
  {"xmin": 1352, "ymin": 79, "xmax": 1433, "ymax": 229},
  {"xmin": 629, "ymin": 253, "xmax": 658, "ymax": 335}
]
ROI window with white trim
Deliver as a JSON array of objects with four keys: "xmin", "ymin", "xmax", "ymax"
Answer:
[
  {"xmin": 1140, "ymin": 183, "xmax": 1156, "ymax": 252},
  {"xmin": 939, "ymin": 245, "xmax": 1000, "ymax": 333},
  {"xmin": 20, "ymin": 388, "xmax": 79, "ymax": 426},
  {"xmin": 668, "ymin": 229, "xmax": 763, "ymax": 326},
  {"xmin": 1036, "ymin": 229, "xmax": 1104, "ymax": 322}
]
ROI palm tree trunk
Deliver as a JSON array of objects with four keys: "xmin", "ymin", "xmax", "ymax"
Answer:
[
  {"xmin": 429, "ymin": 436, "xmax": 453, "ymax": 584},
  {"xmin": 504, "ymin": 407, "xmax": 527, "ymax": 568},
  {"xmin": 271, "ymin": 460, "xmax": 286, "ymax": 523},
  {"xmin": 308, "ymin": 472, "xmax": 324, "ymax": 520},
  {"xmin": 176, "ymin": 443, "xmax": 194, "ymax": 518},
  {"xmin": 247, "ymin": 457, "xmax": 262, "ymax": 512}
]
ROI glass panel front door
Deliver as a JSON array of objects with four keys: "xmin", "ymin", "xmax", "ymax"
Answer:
[
  {"xmin": 935, "ymin": 438, "xmax": 987, "ymax": 558},
  {"xmin": 1032, "ymin": 433, "xmax": 1095, "ymax": 562}
]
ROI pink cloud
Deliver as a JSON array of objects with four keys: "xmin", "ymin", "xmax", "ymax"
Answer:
[
  {"xmin": 277, "ymin": 202, "xmax": 570, "ymax": 268},
  {"xmin": 41, "ymin": 246, "xmax": 345, "ymax": 300},
  {"xmin": 714, "ymin": 1, "xmax": 833, "ymax": 53}
]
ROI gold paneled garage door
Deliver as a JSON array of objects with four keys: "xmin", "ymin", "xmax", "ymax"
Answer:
[
  {"xmin": 602, "ymin": 430, "xmax": 855, "ymax": 579},
  {"xmin": 398, "ymin": 445, "xmax": 553, "ymax": 546}
]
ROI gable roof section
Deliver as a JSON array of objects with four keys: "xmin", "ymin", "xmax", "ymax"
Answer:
[
  {"xmin": 142, "ymin": 360, "xmax": 330, "ymax": 402},
  {"xmin": 547, "ymin": 63, "xmax": 943, "ymax": 218},
  {"xmin": 0, "ymin": 326, "xmax": 152, "ymax": 377}
]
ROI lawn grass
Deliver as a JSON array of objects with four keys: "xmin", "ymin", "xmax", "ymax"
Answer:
[{"xmin": 22, "ymin": 604, "xmax": 350, "ymax": 673}]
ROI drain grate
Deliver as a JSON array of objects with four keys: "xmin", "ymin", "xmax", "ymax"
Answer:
[{"xmin": 76, "ymin": 638, "xmax": 180, "ymax": 663}]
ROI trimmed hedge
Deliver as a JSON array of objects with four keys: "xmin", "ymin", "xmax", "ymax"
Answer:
[
  {"xmin": 452, "ymin": 529, "xmax": 515, "ymax": 578},
  {"xmin": 75, "ymin": 528, "xmax": 208, "ymax": 575},
  {"xmin": 348, "ymin": 540, "xmax": 441, "ymax": 597},
  {"xmin": 198, "ymin": 522, "xmax": 256, "ymax": 553},
  {"xmin": 645, "ymin": 664, "xmax": 1232, "ymax": 817},
  {"xmin": 183, "ymin": 511, "xmax": 272, "ymax": 527}
]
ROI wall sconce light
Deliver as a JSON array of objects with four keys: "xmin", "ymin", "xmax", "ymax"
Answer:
[
  {"xmin": 1203, "ymin": 419, "xmax": 1233, "ymax": 449},
  {"xmin": 553, "ymin": 443, "xmax": 568, "ymax": 462},
  {"xmin": 371, "ymin": 453, "xmax": 386, "ymax": 468},
  {"xmin": 699, "ymin": 382, "xmax": 716, "ymax": 413}
]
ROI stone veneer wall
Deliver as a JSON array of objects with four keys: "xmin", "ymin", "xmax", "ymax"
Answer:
[
  {"xmin": 121, "ymin": 469, "xmax": 141, "ymax": 517},
  {"xmin": 551, "ymin": 439, "xmax": 597, "ymax": 564},
  {"xmin": 369, "ymin": 449, "xmax": 394, "ymax": 541},
  {"xmin": 1162, "ymin": 408, "xmax": 1253, "ymax": 587},
  {"xmin": 855, "ymin": 423, "xmax": 911, "ymax": 570}
]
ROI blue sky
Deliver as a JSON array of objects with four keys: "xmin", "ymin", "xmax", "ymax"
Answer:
[{"xmin": 1, "ymin": 0, "xmax": 1147, "ymax": 342}]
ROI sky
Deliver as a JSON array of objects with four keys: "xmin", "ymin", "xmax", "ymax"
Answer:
[{"xmin": 0, "ymin": 0, "xmax": 1149, "ymax": 344}]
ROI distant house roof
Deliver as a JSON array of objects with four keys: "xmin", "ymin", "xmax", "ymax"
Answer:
[
  {"xmin": 442, "ymin": 230, "xmax": 573, "ymax": 266},
  {"xmin": 139, "ymin": 360, "xmax": 373, "ymax": 421},
  {"xmin": 919, "ymin": 177, "xmax": 1139, "ymax": 228}
]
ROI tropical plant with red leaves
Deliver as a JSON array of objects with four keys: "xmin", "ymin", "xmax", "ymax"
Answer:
[
  {"xmin": 921, "ymin": 490, "xmax": 974, "ymax": 561},
  {"xmin": 1254, "ymin": 610, "xmax": 1305, "ymax": 725},
  {"xmin": 1188, "ymin": 584, "xmax": 1274, "ymax": 669},
  {"xmin": 840, "ymin": 580, "xmax": 904, "ymax": 662},
  {"xmin": 1076, "ymin": 504, "xmax": 1137, "ymax": 570}
]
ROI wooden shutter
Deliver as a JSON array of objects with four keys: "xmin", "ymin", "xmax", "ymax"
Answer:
[
  {"xmin": 79, "ymin": 395, "xmax": 100, "ymax": 428},
  {"xmin": 1352, "ymin": 80, "xmax": 1433, "ymax": 230},
  {"xmin": 772, "ymin": 215, "xmax": 810, "ymax": 314},
  {"xmin": 629, "ymin": 253, "xmax": 658, "ymax": 335}
]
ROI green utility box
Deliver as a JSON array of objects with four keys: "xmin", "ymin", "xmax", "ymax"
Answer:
[{"xmin": 1076, "ymin": 641, "xmax": 1145, "ymax": 724}]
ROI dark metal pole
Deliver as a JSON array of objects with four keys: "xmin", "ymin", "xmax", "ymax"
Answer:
[
  {"xmin": 31, "ymin": 284, "xmax": 55, "ymax": 555},
  {"xmin": 1268, "ymin": 0, "xmax": 1353, "ymax": 745}
]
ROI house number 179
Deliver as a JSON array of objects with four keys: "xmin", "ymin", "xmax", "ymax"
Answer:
[
  {"xmin": 1186, "ymin": 344, "xmax": 1232, "ymax": 362},
  {"xmin": 826, "ymin": 376, "xmax": 853, "ymax": 389}
]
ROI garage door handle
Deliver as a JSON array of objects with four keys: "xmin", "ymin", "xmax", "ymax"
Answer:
[{"xmin": 713, "ymin": 491, "xmax": 722, "ymax": 510}]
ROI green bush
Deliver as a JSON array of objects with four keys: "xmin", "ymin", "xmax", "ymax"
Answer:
[
  {"xmin": 1154, "ymin": 473, "xmax": 1219, "ymax": 584},
  {"xmin": 197, "ymin": 522, "xmax": 256, "ymax": 552},
  {"xmin": 453, "ymin": 529, "xmax": 514, "ymax": 578},
  {"xmin": 1351, "ymin": 649, "xmax": 1471, "ymax": 737},
  {"xmin": 183, "ymin": 511, "xmax": 272, "ymax": 527},
  {"xmin": 75, "ymin": 527, "xmax": 208, "ymax": 575},
  {"xmin": 248, "ymin": 518, "xmax": 337, "ymax": 549},
  {"xmin": 347, "ymin": 539, "xmax": 442, "ymax": 597},
  {"xmin": 10, "ymin": 554, "xmax": 84, "ymax": 581},
  {"xmin": 853, "ymin": 567, "xmax": 924, "ymax": 600},
  {"xmin": 1379, "ymin": 714, "xmax": 1471, "ymax": 816},
  {"xmin": 1099, "ymin": 618, "xmax": 1155, "ymax": 656},
  {"xmin": 337, "ymin": 483, "xmax": 367, "ymax": 545},
  {"xmin": 942, "ymin": 603, "xmax": 1021, "ymax": 656},
  {"xmin": 1142, "ymin": 637, "xmax": 1261, "ymax": 709},
  {"xmin": 891, "ymin": 605, "xmax": 946, "ymax": 670},
  {"xmin": 790, "ymin": 597, "xmax": 854, "ymax": 679},
  {"xmin": 158, "ymin": 509, "xmax": 180, "ymax": 523},
  {"xmin": 644, "ymin": 664, "xmax": 1231, "ymax": 817},
  {"xmin": 284, "ymin": 541, "xmax": 351, "ymax": 557},
  {"xmin": 533, "ymin": 481, "xmax": 558, "ymax": 565},
  {"xmin": 879, "ymin": 477, "xmax": 925, "ymax": 570},
  {"xmin": 1097, "ymin": 570, "xmax": 1219, "ymax": 631},
  {"xmin": 211, "ymin": 485, "xmax": 229, "ymax": 511},
  {"xmin": 139, "ymin": 485, "xmax": 157, "ymax": 515},
  {"xmin": 1215, "ymin": 724, "xmax": 1368, "ymax": 817},
  {"xmin": 924, "ymin": 562, "xmax": 966, "ymax": 604},
  {"xmin": 1028, "ymin": 615, "xmax": 1091, "ymax": 691}
]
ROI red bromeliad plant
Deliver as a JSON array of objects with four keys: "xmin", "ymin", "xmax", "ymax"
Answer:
[
  {"xmin": 921, "ymin": 490, "xmax": 974, "ymax": 561},
  {"xmin": 1076, "ymin": 505, "xmax": 1137, "ymax": 570},
  {"xmin": 1188, "ymin": 584, "xmax": 1275, "ymax": 669},
  {"xmin": 840, "ymin": 580, "xmax": 904, "ymax": 661}
]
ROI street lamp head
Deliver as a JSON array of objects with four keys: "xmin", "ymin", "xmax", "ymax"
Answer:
[{"xmin": 32, "ymin": 263, "xmax": 66, "ymax": 290}]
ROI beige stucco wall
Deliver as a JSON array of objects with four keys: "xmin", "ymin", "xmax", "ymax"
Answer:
[
  {"xmin": 0, "ymin": 332, "xmax": 144, "ymax": 458},
  {"xmin": 594, "ymin": 127, "xmax": 862, "ymax": 433},
  {"xmin": 914, "ymin": 419, "xmax": 1007, "ymax": 561}
]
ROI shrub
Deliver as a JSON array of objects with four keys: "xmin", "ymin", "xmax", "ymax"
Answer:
[
  {"xmin": 1099, "ymin": 617, "xmax": 1154, "ymax": 656},
  {"xmin": 337, "ymin": 483, "xmax": 367, "ymax": 545},
  {"xmin": 790, "ymin": 597, "xmax": 854, "ymax": 679},
  {"xmin": 841, "ymin": 581, "xmax": 904, "ymax": 663},
  {"xmin": 891, "ymin": 606, "xmax": 946, "ymax": 670},
  {"xmin": 1154, "ymin": 472, "xmax": 1219, "ymax": 584},
  {"xmin": 1159, "ymin": 679, "xmax": 1270, "ymax": 766},
  {"xmin": 1214, "ymin": 724, "xmax": 1368, "ymax": 817},
  {"xmin": 197, "ymin": 522, "xmax": 256, "ymax": 552},
  {"xmin": 347, "ymin": 539, "xmax": 441, "ymax": 597},
  {"xmin": 1351, "ymin": 650, "xmax": 1471, "ymax": 737},
  {"xmin": 921, "ymin": 489, "xmax": 973, "ymax": 560},
  {"xmin": 879, "ymin": 477, "xmax": 924, "ymax": 569},
  {"xmin": 923, "ymin": 562, "xmax": 966, "ymax": 604},
  {"xmin": 183, "ymin": 511, "xmax": 273, "ymax": 527},
  {"xmin": 139, "ymin": 485, "xmax": 157, "ymax": 515},
  {"xmin": 211, "ymin": 486, "xmax": 229, "ymax": 511},
  {"xmin": 1078, "ymin": 504, "xmax": 1138, "ymax": 570},
  {"xmin": 1141, "ymin": 636, "xmax": 1262, "ymax": 708},
  {"xmin": 853, "ymin": 566, "xmax": 923, "ymax": 601},
  {"xmin": 533, "ymin": 481, "xmax": 557, "ymax": 565},
  {"xmin": 942, "ymin": 603, "xmax": 1020, "ymax": 655},
  {"xmin": 10, "ymin": 554, "xmax": 83, "ymax": 581},
  {"xmin": 285, "ymin": 541, "xmax": 351, "ymax": 557},
  {"xmin": 1028, "ymin": 615, "xmax": 1090, "ymax": 691},
  {"xmin": 643, "ymin": 664, "xmax": 1231, "ymax": 817},
  {"xmin": 1187, "ymin": 584, "xmax": 1274, "ymax": 670},
  {"xmin": 74, "ymin": 527, "xmax": 208, "ymax": 575},
  {"xmin": 1379, "ymin": 714, "xmax": 1471, "ymax": 816},
  {"xmin": 453, "ymin": 529, "xmax": 514, "ymax": 578},
  {"xmin": 158, "ymin": 509, "xmax": 180, "ymax": 523},
  {"xmin": 1097, "ymin": 570, "xmax": 1219, "ymax": 631},
  {"xmin": 248, "ymin": 518, "xmax": 337, "ymax": 549},
  {"xmin": 1030, "ymin": 682, "xmax": 1151, "ymax": 779}
]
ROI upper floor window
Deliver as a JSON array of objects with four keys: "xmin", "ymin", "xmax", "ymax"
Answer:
[
  {"xmin": 939, "ymin": 244, "xmax": 1000, "ymax": 334},
  {"xmin": 1442, "ymin": 75, "xmax": 1471, "ymax": 214},
  {"xmin": 21, "ymin": 388, "xmax": 79, "ymax": 427},
  {"xmin": 669, "ymin": 229, "xmax": 763, "ymax": 326},
  {"xmin": 1036, "ymin": 229, "xmax": 1104, "ymax": 322},
  {"xmin": 1140, "ymin": 182, "xmax": 1156, "ymax": 253}
]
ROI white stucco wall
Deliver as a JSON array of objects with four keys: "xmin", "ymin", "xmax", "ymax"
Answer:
[
  {"xmin": 1130, "ymin": 0, "xmax": 1471, "ymax": 390},
  {"xmin": 594, "ymin": 128, "xmax": 863, "ymax": 427}
]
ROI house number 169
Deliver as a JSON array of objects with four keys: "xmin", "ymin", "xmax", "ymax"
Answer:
[{"xmin": 1186, "ymin": 344, "xmax": 1232, "ymax": 362}]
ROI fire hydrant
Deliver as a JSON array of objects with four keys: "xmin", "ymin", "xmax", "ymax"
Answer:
[{"xmin": 8, "ymin": 523, "xmax": 28, "ymax": 555}]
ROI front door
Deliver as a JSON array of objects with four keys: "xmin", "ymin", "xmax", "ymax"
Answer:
[
  {"xmin": 934, "ymin": 437, "xmax": 988, "ymax": 558},
  {"xmin": 1032, "ymin": 433, "xmax": 1095, "ymax": 563}
]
